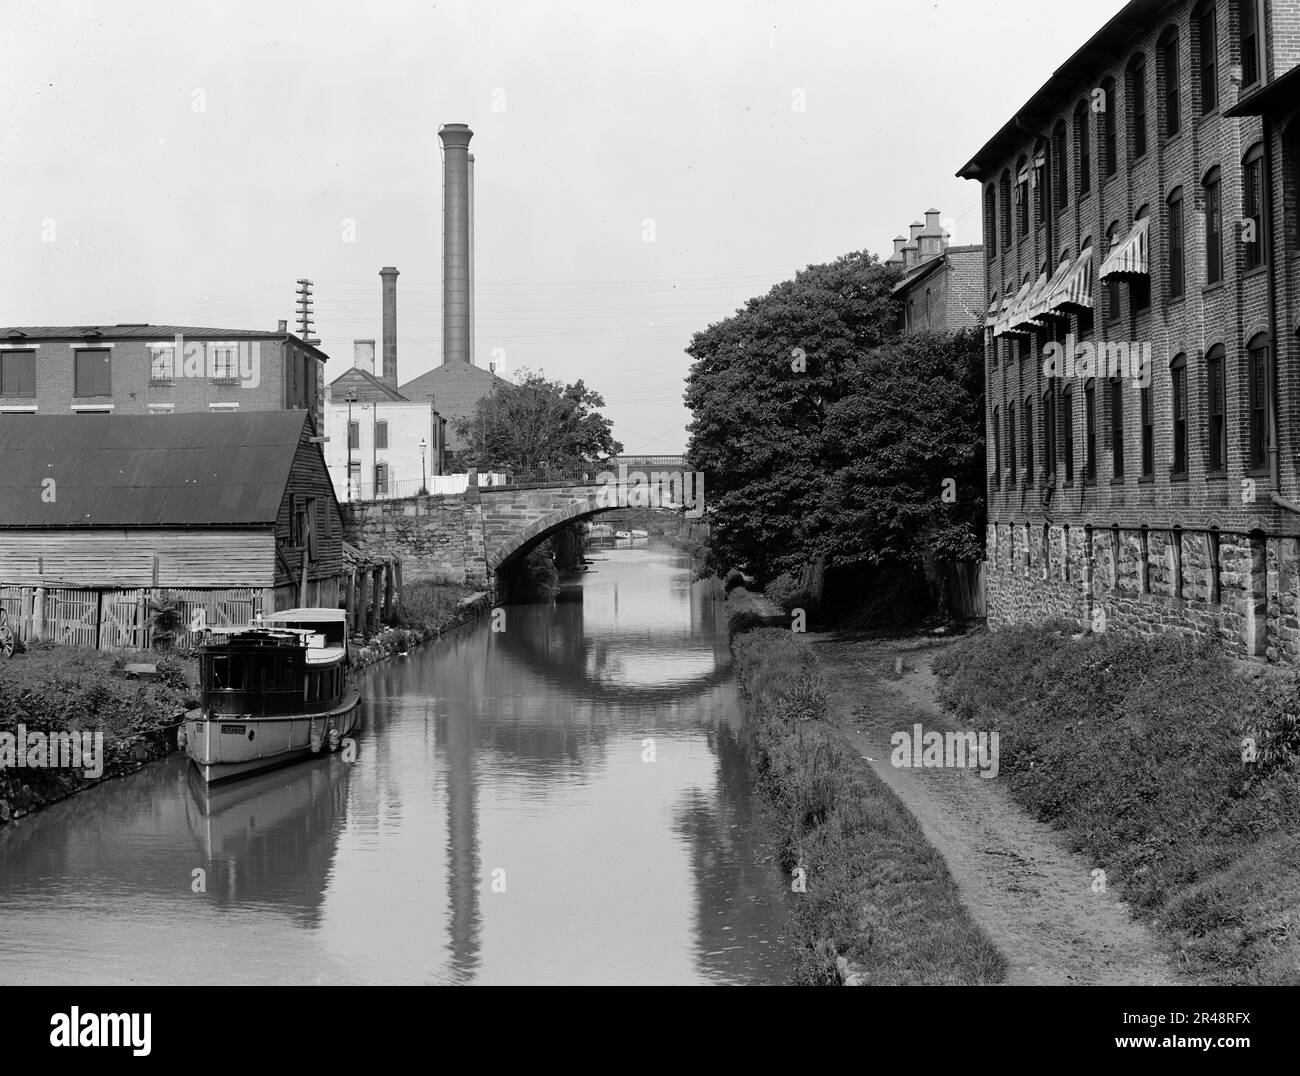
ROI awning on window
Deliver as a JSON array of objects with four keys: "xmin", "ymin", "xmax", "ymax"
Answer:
[
  {"xmin": 1041, "ymin": 247, "xmax": 1095, "ymax": 315},
  {"xmin": 1008, "ymin": 271, "xmax": 1051, "ymax": 332},
  {"xmin": 1026, "ymin": 258, "xmax": 1074, "ymax": 323},
  {"xmin": 1099, "ymin": 217, "xmax": 1150, "ymax": 279},
  {"xmin": 993, "ymin": 279, "xmax": 1034, "ymax": 337}
]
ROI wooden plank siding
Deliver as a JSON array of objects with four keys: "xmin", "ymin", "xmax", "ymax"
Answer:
[
  {"xmin": 273, "ymin": 419, "xmax": 345, "ymax": 589},
  {"xmin": 0, "ymin": 530, "xmax": 274, "ymax": 588}
]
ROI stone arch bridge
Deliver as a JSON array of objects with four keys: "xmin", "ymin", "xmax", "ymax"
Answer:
[{"xmin": 341, "ymin": 468, "xmax": 704, "ymax": 602}]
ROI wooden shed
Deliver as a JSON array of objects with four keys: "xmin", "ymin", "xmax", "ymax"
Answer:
[{"xmin": 0, "ymin": 410, "xmax": 349, "ymax": 648}]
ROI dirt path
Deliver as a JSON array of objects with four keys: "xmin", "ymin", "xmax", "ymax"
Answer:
[{"xmin": 806, "ymin": 631, "xmax": 1180, "ymax": 986}]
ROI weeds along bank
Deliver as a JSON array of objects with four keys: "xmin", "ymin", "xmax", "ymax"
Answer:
[
  {"xmin": 0, "ymin": 646, "xmax": 192, "ymax": 824},
  {"xmin": 934, "ymin": 625, "xmax": 1300, "ymax": 984},
  {"xmin": 0, "ymin": 580, "xmax": 489, "ymax": 827},
  {"xmin": 728, "ymin": 604, "xmax": 1006, "ymax": 985}
]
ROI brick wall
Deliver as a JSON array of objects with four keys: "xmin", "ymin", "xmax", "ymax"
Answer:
[
  {"xmin": 0, "ymin": 335, "xmax": 325, "ymax": 430},
  {"xmin": 974, "ymin": 0, "xmax": 1300, "ymax": 664}
]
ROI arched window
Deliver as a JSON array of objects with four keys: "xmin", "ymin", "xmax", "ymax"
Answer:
[
  {"xmin": 1106, "ymin": 221, "xmax": 1123, "ymax": 322},
  {"xmin": 1024, "ymin": 395, "xmax": 1035, "ymax": 484},
  {"xmin": 992, "ymin": 406, "xmax": 1002, "ymax": 482},
  {"xmin": 1008, "ymin": 402, "xmax": 1018, "ymax": 485},
  {"xmin": 1000, "ymin": 170, "xmax": 1013, "ymax": 247},
  {"xmin": 1062, "ymin": 384, "xmax": 1075, "ymax": 482},
  {"xmin": 1243, "ymin": 142, "xmax": 1267, "ymax": 271},
  {"xmin": 1171, "ymin": 353, "xmax": 1188, "ymax": 476},
  {"xmin": 1075, "ymin": 100, "xmax": 1092, "ymax": 196},
  {"xmin": 1167, "ymin": 186, "xmax": 1186, "ymax": 298},
  {"xmin": 1238, "ymin": 0, "xmax": 1260, "ymax": 87},
  {"xmin": 1043, "ymin": 379, "xmax": 1058, "ymax": 479},
  {"xmin": 1206, "ymin": 343, "xmax": 1227, "ymax": 472},
  {"xmin": 1128, "ymin": 57, "xmax": 1148, "ymax": 159},
  {"xmin": 1141, "ymin": 378, "xmax": 1154, "ymax": 476},
  {"xmin": 1132, "ymin": 205, "xmax": 1152, "ymax": 311},
  {"xmin": 1160, "ymin": 28, "xmax": 1181, "ymax": 138},
  {"xmin": 1196, "ymin": 3, "xmax": 1219, "ymax": 115},
  {"xmin": 1078, "ymin": 235, "xmax": 1095, "ymax": 336},
  {"xmin": 1204, "ymin": 166, "xmax": 1223, "ymax": 283},
  {"xmin": 1101, "ymin": 77, "xmax": 1118, "ymax": 176},
  {"xmin": 1247, "ymin": 332, "xmax": 1270, "ymax": 471},
  {"xmin": 984, "ymin": 185, "xmax": 998, "ymax": 259},
  {"xmin": 1053, "ymin": 121, "xmax": 1069, "ymax": 211},
  {"xmin": 1084, "ymin": 378, "xmax": 1097, "ymax": 481},
  {"xmin": 1110, "ymin": 376, "xmax": 1125, "ymax": 478},
  {"xmin": 1017, "ymin": 154, "xmax": 1030, "ymax": 238}
]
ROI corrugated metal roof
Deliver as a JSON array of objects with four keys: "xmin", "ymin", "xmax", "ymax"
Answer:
[{"xmin": 0, "ymin": 411, "xmax": 310, "ymax": 528}]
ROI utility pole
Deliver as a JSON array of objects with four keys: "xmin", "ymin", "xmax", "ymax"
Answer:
[{"xmin": 295, "ymin": 278, "xmax": 320, "ymax": 345}]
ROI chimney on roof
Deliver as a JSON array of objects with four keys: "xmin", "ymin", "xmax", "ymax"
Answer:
[
  {"xmin": 439, "ymin": 122, "xmax": 474, "ymax": 366},
  {"xmin": 278, "ymin": 319, "xmax": 288, "ymax": 332},
  {"xmin": 919, "ymin": 208, "xmax": 947, "ymax": 259},
  {"xmin": 379, "ymin": 267, "xmax": 399, "ymax": 388},
  {"xmin": 354, "ymin": 339, "xmax": 376, "ymax": 375}
]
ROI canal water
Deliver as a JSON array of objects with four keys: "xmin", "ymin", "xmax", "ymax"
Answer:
[{"xmin": 0, "ymin": 542, "xmax": 795, "ymax": 985}]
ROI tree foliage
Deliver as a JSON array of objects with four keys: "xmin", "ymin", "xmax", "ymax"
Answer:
[
  {"xmin": 455, "ymin": 368, "xmax": 622, "ymax": 478},
  {"xmin": 684, "ymin": 251, "xmax": 985, "ymax": 582}
]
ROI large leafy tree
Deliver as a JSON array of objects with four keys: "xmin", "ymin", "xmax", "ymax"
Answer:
[
  {"xmin": 817, "ymin": 328, "xmax": 986, "ymax": 572},
  {"xmin": 684, "ymin": 251, "xmax": 899, "ymax": 578},
  {"xmin": 455, "ymin": 368, "xmax": 622, "ymax": 478}
]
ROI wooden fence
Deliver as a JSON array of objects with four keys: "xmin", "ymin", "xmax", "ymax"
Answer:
[
  {"xmin": 2, "ymin": 571, "xmax": 372, "ymax": 652},
  {"xmin": 2, "ymin": 585, "xmax": 267, "ymax": 652}
]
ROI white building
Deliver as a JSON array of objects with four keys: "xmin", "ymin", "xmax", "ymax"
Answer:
[{"xmin": 325, "ymin": 341, "xmax": 447, "ymax": 502}]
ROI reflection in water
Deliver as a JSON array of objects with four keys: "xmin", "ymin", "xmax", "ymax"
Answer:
[{"xmin": 0, "ymin": 542, "xmax": 794, "ymax": 984}]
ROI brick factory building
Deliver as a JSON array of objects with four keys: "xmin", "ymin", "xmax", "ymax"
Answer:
[
  {"xmin": 958, "ymin": 0, "xmax": 1300, "ymax": 661},
  {"xmin": 885, "ymin": 208, "xmax": 985, "ymax": 333},
  {"xmin": 0, "ymin": 324, "xmax": 327, "ymax": 431}
]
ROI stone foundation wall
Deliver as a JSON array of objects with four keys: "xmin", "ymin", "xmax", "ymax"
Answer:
[
  {"xmin": 342, "ymin": 496, "xmax": 471, "ymax": 584},
  {"xmin": 987, "ymin": 524, "xmax": 1300, "ymax": 665}
]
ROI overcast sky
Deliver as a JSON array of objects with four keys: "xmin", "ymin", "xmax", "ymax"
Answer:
[{"xmin": 2, "ymin": 0, "xmax": 1126, "ymax": 454}]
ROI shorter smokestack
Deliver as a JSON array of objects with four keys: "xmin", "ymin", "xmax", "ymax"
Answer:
[
  {"xmin": 354, "ymin": 340, "xmax": 376, "ymax": 374},
  {"xmin": 909, "ymin": 221, "xmax": 924, "ymax": 240},
  {"xmin": 277, "ymin": 319, "xmax": 288, "ymax": 332}
]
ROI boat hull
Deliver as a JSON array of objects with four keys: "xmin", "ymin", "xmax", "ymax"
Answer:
[{"xmin": 184, "ymin": 688, "xmax": 362, "ymax": 785}]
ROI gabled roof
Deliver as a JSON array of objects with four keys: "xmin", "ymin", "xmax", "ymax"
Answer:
[
  {"xmin": 0, "ymin": 411, "xmax": 315, "ymax": 528},
  {"xmin": 891, "ymin": 254, "xmax": 947, "ymax": 295},
  {"xmin": 398, "ymin": 360, "xmax": 510, "ymax": 445},
  {"xmin": 329, "ymin": 367, "xmax": 409, "ymax": 402}
]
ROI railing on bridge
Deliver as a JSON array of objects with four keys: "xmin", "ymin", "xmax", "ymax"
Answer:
[{"xmin": 345, "ymin": 472, "xmax": 512, "ymax": 503}]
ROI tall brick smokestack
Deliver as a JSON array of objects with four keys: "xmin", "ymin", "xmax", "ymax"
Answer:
[
  {"xmin": 379, "ymin": 266, "xmax": 399, "ymax": 387},
  {"xmin": 468, "ymin": 151, "xmax": 475, "ymax": 366},
  {"xmin": 439, "ymin": 122, "xmax": 473, "ymax": 366}
]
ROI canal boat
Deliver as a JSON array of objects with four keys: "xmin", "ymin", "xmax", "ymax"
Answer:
[{"xmin": 184, "ymin": 608, "xmax": 361, "ymax": 785}]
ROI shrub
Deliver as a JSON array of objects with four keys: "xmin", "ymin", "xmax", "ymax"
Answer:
[
  {"xmin": 933, "ymin": 625, "xmax": 1300, "ymax": 983},
  {"xmin": 722, "ymin": 568, "xmax": 746, "ymax": 594}
]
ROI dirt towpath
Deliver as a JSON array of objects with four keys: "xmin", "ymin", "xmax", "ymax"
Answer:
[{"xmin": 807, "ymin": 631, "xmax": 1180, "ymax": 986}]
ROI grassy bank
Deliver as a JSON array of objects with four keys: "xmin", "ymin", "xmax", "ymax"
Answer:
[
  {"xmin": 1, "ymin": 581, "xmax": 489, "ymax": 825},
  {"xmin": 0, "ymin": 644, "xmax": 196, "ymax": 823},
  {"xmin": 933, "ymin": 625, "xmax": 1300, "ymax": 984},
  {"xmin": 734, "ymin": 626, "xmax": 1007, "ymax": 984}
]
